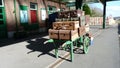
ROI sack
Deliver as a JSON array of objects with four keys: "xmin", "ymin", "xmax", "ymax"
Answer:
[{"xmin": 90, "ymin": 37, "xmax": 94, "ymax": 46}]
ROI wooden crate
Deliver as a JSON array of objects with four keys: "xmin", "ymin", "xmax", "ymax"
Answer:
[
  {"xmin": 49, "ymin": 29, "xmax": 59, "ymax": 39},
  {"xmin": 78, "ymin": 26, "xmax": 86, "ymax": 36},
  {"xmin": 70, "ymin": 10, "xmax": 85, "ymax": 17},
  {"xmin": 53, "ymin": 22, "xmax": 63, "ymax": 30},
  {"xmin": 58, "ymin": 10, "xmax": 85, "ymax": 18},
  {"xmin": 62, "ymin": 21, "xmax": 79, "ymax": 30},
  {"xmin": 53, "ymin": 21, "xmax": 79, "ymax": 30},
  {"xmin": 64, "ymin": 11, "xmax": 71, "ymax": 18},
  {"xmin": 59, "ymin": 30, "xmax": 79, "ymax": 41},
  {"xmin": 58, "ymin": 11, "xmax": 70, "ymax": 18}
]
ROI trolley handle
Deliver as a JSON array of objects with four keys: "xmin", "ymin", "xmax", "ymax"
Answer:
[
  {"xmin": 44, "ymin": 39, "xmax": 54, "ymax": 44},
  {"xmin": 62, "ymin": 41, "xmax": 72, "ymax": 47}
]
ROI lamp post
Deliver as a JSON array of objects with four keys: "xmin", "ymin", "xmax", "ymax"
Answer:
[
  {"xmin": 75, "ymin": 0, "xmax": 83, "ymax": 10},
  {"xmin": 91, "ymin": 0, "xmax": 107, "ymax": 29},
  {"xmin": 99, "ymin": 0, "xmax": 107, "ymax": 29},
  {"xmin": 77, "ymin": 14, "xmax": 81, "ymax": 26},
  {"xmin": 103, "ymin": 0, "xmax": 107, "ymax": 29}
]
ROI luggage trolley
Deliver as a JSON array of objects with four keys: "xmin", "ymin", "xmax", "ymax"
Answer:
[{"xmin": 44, "ymin": 10, "xmax": 91, "ymax": 62}]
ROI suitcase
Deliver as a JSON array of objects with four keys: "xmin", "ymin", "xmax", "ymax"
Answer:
[
  {"xmin": 49, "ymin": 29, "xmax": 59, "ymax": 39},
  {"xmin": 53, "ymin": 22, "xmax": 63, "ymax": 30},
  {"xmin": 78, "ymin": 26, "xmax": 86, "ymax": 36},
  {"xmin": 59, "ymin": 30, "xmax": 79, "ymax": 41}
]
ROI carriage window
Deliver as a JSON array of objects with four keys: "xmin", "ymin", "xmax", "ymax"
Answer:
[
  {"xmin": 0, "ymin": 20, "xmax": 3, "ymax": 24},
  {"xmin": 0, "ymin": 0, "xmax": 3, "ymax": 6},
  {"xmin": 0, "ymin": 0, "xmax": 2, "ymax": 5},
  {"xmin": 0, "ymin": 15, "xmax": 3, "ymax": 18},
  {"xmin": 0, "ymin": 9, "xmax": 2, "ymax": 13}
]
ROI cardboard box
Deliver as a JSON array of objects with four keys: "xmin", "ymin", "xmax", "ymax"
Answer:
[
  {"xmin": 49, "ymin": 29, "xmax": 59, "ymax": 39},
  {"xmin": 59, "ymin": 30, "xmax": 79, "ymax": 41},
  {"xmin": 78, "ymin": 26, "xmax": 86, "ymax": 36}
]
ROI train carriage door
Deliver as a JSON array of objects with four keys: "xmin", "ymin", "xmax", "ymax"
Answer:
[
  {"xmin": 30, "ymin": 2, "xmax": 37, "ymax": 23},
  {"xmin": 0, "ymin": 0, "xmax": 7, "ymax": 38}
]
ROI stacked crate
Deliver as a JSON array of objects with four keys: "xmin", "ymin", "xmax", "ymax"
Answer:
[
  {"xmin": 53, "ymin": 21, "xmax": 79, "ymax": 30},
  {"xmin": 49, "ymin": 10, "xmax": 86, "ymax": 41}
]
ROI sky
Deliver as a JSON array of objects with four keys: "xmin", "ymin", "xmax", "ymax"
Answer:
[{"xmin": 88, "ymin": 0, "xmax": 120, "ymax": 17}]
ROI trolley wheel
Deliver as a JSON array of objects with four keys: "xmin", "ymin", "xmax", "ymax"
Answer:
[{"xmin": 83, "ymin": 36, "xmax": 90, "ymax": 54}]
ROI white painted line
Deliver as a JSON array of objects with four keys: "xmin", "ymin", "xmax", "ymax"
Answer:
[
  {"xmin": 119, "ymin": 35, "xmax": 120, "ymax": 37},
  {"xmin": 42, "ymin": 35, "xmax": 49, "ymax": 39},
  {"xmin": 93, "ymin": 30, "xmax": 102, "ymax": 38},
  {"xmin": 46, "ymin": 52, "xmax": 70, "ymax": 68}
]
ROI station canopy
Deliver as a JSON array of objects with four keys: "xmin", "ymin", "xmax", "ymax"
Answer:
[{"xmin": 48, "ymin": 0, "xmax": 119, "ymax": 4}]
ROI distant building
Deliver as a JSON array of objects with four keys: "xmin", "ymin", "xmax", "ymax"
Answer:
[{"xmin": 107, "ymin": 15, "xmax": 115, "ymax": 25}]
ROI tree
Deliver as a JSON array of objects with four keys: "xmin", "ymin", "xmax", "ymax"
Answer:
[{"xmin": 83, "ymin": 3, "xmax": 92, "ymax": 16}]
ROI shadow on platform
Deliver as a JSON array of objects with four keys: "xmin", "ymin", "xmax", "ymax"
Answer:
[
  {"xmin": 26, "ymin": 38, "xmax": 56, "ymax": 58},
  {"xmin": 0, "ymin": 32, "xmax": 48, "ymax": 47}
]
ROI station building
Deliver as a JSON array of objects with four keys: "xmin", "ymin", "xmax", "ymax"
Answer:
[{"xmin": 0, "ymin": 0, "xmax": 68, "ymax": 38}]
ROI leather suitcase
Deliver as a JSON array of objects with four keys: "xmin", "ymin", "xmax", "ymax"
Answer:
[
  {"xmin": 49, "ymin": 29, "xmax": 59, "ymax": 39},
  {"xmin": 53, "ymin": 22, "xmax": 63, "ymax": 30},
  {"xmin": 78, "ymin": 26, "xmax": 86, "ymax": 36},
  {"xmin": 59, "ymin": 30, "xmax": 79, "ymax": 41}
]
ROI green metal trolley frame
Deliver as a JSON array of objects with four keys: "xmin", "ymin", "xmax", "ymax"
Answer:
[{"xmin": 44, "ymin": 34, "xmax": 90, "ymax": 62}]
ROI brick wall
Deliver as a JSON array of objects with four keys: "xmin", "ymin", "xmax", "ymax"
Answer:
[
  {"xmin": 90, "ymin": 17, "xmax": 104, "ymax": 25},
  {"xmin": 4, "ymin": 0, "xmax": 68, "ymax": 31}
]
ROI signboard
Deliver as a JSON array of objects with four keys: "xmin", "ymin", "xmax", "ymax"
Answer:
[
  {"xmin": 66, "ymin": 2, "xmax": 75, "ymax": 7},
  {"xmin": 41, "ymin": 9, "xmax": 46, "ymax": 20},
  {"xmin": 20, "ymin": 10, "xmax": 28, "ymax": 23}
]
